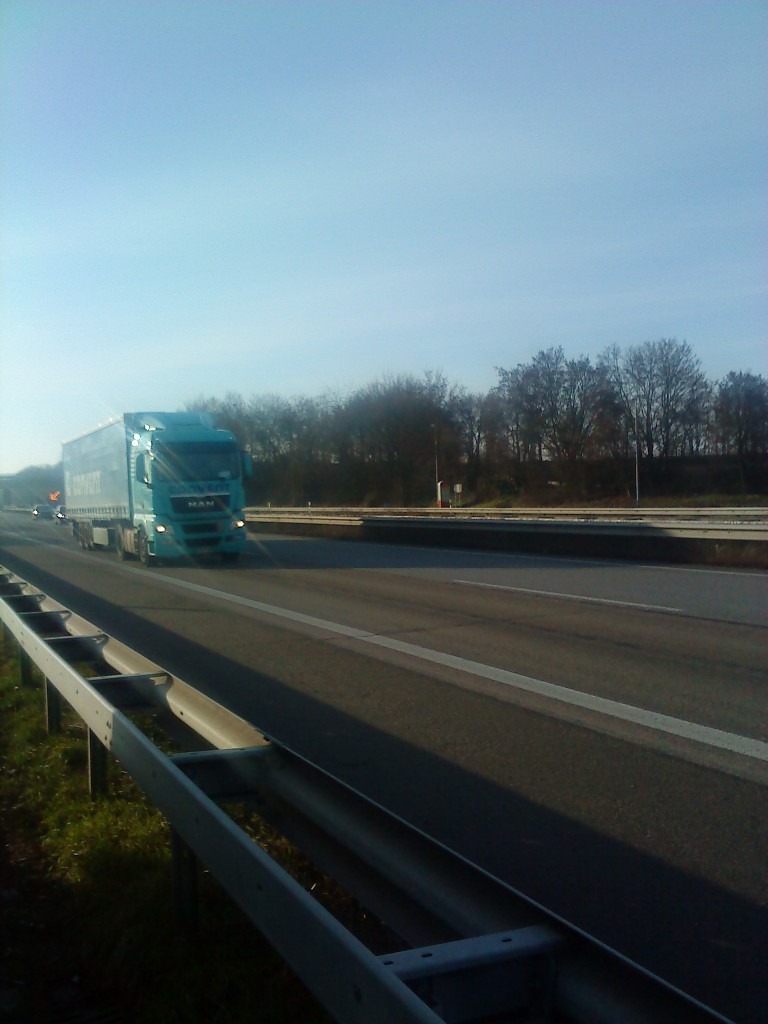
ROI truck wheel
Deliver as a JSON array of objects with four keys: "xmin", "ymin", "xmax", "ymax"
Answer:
[{"xmin": 138, "ymin": 531, "xmax": 154, "ymax": 567}]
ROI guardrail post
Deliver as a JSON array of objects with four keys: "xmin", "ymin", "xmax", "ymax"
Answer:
[
  {"xmin": 171, "ymin": 830, "xmax": 199, "ymax": 935},
  {"xmin": 87, "ymin": 729, "xmax": 108, "ymax": 799},
  {"xmin": 45, "ymin": 678, "xmax": 62, "ymax": 734},
  {"xmin": 19, "ymin": 648, "xmax": 34, "ymax": 688}
]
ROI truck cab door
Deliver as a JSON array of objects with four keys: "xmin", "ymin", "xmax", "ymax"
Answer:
[{"xmin": 135, "ymin": 453, "xmax": 153, "ymax": 488}]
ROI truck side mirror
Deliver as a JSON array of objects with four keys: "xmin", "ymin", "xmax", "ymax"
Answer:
[
  {"xmin": 241, "ymin": 452, "xmax": 253, "ymax": 479},
  {"xmin": 136, "ymin": 453, "xmax": 152, "ymax": 487}
]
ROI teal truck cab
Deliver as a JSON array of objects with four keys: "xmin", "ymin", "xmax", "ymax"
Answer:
[{"xmin": 63, "ymin": 412, "xmax": 251, "ymax": 565}]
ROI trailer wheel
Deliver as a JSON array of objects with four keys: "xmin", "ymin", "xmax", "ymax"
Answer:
[{"xmin": 115, "ymin": 525, "xmax": 128, "ymax": 561}]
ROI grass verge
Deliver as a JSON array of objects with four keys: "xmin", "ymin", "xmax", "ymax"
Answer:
[{"xmin": 0, "ymin": 631, "xmax": 335, "ymax": 1024}]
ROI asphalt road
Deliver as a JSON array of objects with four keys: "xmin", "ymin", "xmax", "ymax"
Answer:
[{"xmin": 1, "ymin": 513, "xmax": 766, "ymax": 1024}]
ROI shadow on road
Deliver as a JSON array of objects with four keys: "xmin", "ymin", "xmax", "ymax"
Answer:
[{"xmin": 1, "ymin": 547, "xmax": 765, "ymax": 1024}]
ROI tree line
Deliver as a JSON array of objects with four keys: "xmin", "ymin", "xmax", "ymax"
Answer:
[
  {"xmin": 185, "ymin": 339, "xmax": 767, "ymax": 506},
  {"xmin": 4, "ymin": 338, "xmax": 764, "ymax": 509}
]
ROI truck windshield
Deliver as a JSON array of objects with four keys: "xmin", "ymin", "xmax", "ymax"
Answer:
[{"xmin": 152, "ymin": 442, "xmax": 240, "ymax": 483}]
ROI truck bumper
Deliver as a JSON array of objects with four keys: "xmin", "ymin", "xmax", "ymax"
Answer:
[{"xmin": 152, "ymin": 525, "xmax": 248, "ymax": 560}]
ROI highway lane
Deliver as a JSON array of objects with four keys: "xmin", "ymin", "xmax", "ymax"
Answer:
[
  {"xmin": 250, "ymin": 529, "xmax": 768, "ymax": 627},
  {"xmin": 1, "ymin": 512, "xmax": 766, "ymax": 1023}
]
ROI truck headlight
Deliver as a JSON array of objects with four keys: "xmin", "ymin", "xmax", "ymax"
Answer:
[
  {"xmin": 232, "ymin": 514, "xmax": 245, "ymax": 529},
  {"xmin": 155, "ymin": 523, "xmax": 174, "ymax": 535}
]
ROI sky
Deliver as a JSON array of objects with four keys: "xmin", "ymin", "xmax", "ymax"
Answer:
[{"xmin": 1, "ymin": 0, "xmax": 766, "ymax": 474}]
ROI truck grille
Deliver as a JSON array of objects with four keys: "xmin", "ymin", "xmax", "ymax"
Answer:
[
  {"xmin": 170, "ymin": 494, "xmax": 230, "ymax": 515},
  {"xmin": 180, "ymin": 521, "xmax": 222, "ymax": 535}
]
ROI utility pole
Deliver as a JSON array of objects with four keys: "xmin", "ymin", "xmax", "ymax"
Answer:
[{"xmin": 635, "ymin": 401, "xmax": 640, "ymax": 508}]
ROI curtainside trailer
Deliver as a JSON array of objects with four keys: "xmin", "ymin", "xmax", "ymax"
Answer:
[{"xmin": 63, "ymin": 412, "xmax": 251, "ymax": 566}]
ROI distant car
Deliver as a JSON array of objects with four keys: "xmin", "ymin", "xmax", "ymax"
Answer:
[
  {"xmin": 32, "ymin": 504, "xmax": 54, "ymax": 519},
  {"xmin": 54, "ymin": 505, "xmax": 67, "ymax": 523}
]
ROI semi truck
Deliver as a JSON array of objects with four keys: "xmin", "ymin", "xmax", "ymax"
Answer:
[{"xmin": 63, "ymin": 412, "xmax": 251, "ymax": 566}]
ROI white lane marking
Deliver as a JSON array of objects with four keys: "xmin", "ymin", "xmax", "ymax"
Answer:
[
  {"xmin": 145, "ymin": 570, "xmax": 766, "ymax": 763},
  {"xmin": 452, "ymin": 579, "xmax": 682, "ymax": 613}
]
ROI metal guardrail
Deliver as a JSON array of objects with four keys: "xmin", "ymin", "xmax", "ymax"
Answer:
[
  {"xmin": 244, "ymin": 507, "xmax": 768, "ymax": 567},
  {"xmin": 6, "ymin": 504, "xmax": 766, "ymax": 556},
  {"xmin": 7, "ymin": 504, "xmax": 768, "ymax": 524},
  {"xmin": 0, "ymin": 565, "xmax": 734, "ymax": 1023},
  {"xmin": 247, "ymin": 505, "xmax": 768, "ymax": 522},
  {"xmin": 246, "ymin": 509, "xmax": 767, "ymax": 540}
]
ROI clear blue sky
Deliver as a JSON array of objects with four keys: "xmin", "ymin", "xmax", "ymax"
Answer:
[{"xmin": 2, "ymin": 0, "xmax": 766, "ymax": 473}]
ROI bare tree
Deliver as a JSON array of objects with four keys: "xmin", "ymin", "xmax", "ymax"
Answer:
[
  {"xmin": 496, "ymin": 348, "xmax": 614, "ymax": 492},
  {"xmin": 598, "ymin": 344, "xmax": 636, "ymax": 457},
  {"xmin": 603, "ymin": 339, "xmax": 707, "ymax": 459},
  {"xmin": 714, "ymin": 372, "xmax": 768, "ymax": 457},
  {"xmin": 494, "ymin": 363, "xmax": 545, "ymax": 464},
  {"xmin": 654, "ymin": 339, "xmax": 708, "ymax": 457}
]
